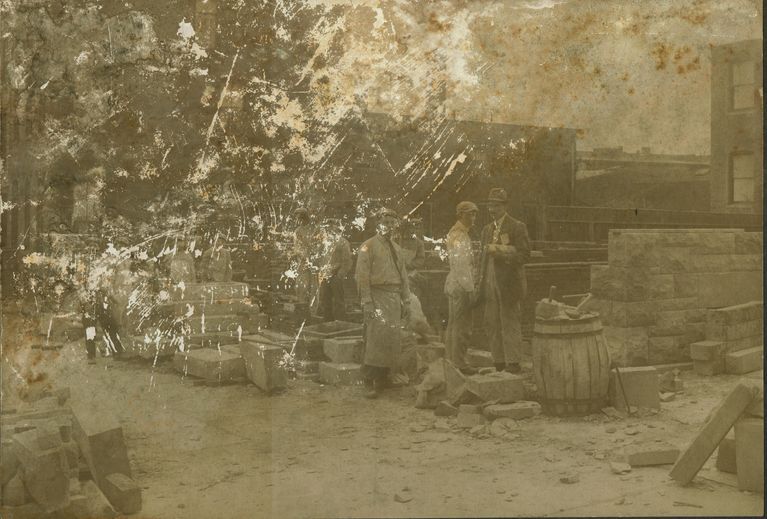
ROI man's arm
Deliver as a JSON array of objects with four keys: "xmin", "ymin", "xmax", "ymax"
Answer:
[{"xmin": 355, "ymin": 242, "xmax": 372, "ymax": 304}]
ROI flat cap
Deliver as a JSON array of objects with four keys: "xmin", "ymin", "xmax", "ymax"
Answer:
[
  {"xmin": 488, "ymin": 188, "xmax": 508, "ymax": 203},
  {"xmin": 456, "ymin": 201, "xmax": 479, "ymax": 214},
  {"xmin": 377, "ymin": 207, "xmax": 399, "ymax": 219},
  {"xmin": 293, "ymin": 207, "xmax": 308, "ymax": 216}
]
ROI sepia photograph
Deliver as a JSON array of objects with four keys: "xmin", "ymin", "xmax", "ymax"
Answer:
[{"xmin": 0, "ymin": 0, "xmax": 763, "ymax": 517}]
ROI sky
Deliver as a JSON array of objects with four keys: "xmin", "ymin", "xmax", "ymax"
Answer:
[{"xmin": 315, "ymin": 0, "xmax": 762, "ymax": 155}]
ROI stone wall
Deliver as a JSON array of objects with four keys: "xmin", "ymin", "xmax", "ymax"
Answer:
[{"xmin": 586, "ymin": 229, "xmax": 763, "ymax": 366}]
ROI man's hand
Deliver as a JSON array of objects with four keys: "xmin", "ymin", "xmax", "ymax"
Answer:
[
  {"xmin": 467, "ymin": 289, "xmax": 478, "ymax": 306},
  {"xmin": 363, "ymin": 301, "xmax": 376, "ymax": 319}
]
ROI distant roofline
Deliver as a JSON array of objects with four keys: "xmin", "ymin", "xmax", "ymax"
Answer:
[{"xmin": 365, "ymin": 110, "xmax": 579, "ymax": 132}]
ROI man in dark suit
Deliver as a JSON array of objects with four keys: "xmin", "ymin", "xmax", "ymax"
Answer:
[{"xmin": 477, "ymin": 188, "xmax": 531, "ymax": 373}]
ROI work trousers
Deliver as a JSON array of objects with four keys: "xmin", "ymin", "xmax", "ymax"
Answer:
[
  {"xmin": 445, "ymin": 290, "xmax": 473, "ymax": 369},
  {"xmin": 484, "ymin": 297, "xmax": 522, "ymax": 365},
  {"xmin": 82, "ymin": 293, "xmax": 124, "ymax": 359},
  {"xmin": 318, "ymin": 275, "xmax": 346, "ymax": 322}
]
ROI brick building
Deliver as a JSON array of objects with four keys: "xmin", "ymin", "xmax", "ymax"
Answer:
[{"xmin": 710, "ymin": 39, "xmax": 764, "ymax": 214}]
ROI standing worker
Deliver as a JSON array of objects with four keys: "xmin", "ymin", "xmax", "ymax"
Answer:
[
  {"xmin": 291, "ymin": 207, "xmax": 319, "ymax": 319},
  {"xmin": 355, "ymin": 208, "xmax": 411, "ymax": 399},
  {"xmin": 477, "ymin": 188, "xmax": 530, "ymax": 374},
  {"xmin": 444, "ymin": 201, "xmax": 479, "ymax": 375},
  {"xmin": 318, "ymin": 218, "xmax": 353, "ymax": 322}
]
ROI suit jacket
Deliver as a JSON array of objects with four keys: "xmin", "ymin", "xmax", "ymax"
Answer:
[
  {"xmin": 355, "ymin": 234, "xmax": 410, "ymax": 305},
  {"xmin": 478, "ymin": 213, "xmax": 530, "ymax": 304}
]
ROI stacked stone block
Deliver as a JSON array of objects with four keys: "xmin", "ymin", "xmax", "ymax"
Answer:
[
  {"xmin": 588, "ymin": 229, "xmax": 762, "ymax": 366},
  {"xmin": 690, "ymin": 301, "xmax": 763, "ymax": 375}
]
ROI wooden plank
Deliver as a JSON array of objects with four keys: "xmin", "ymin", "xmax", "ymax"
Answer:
[
  {"xmin": 572, "ymin": 336, "xmax": 591, "ymax": 402},
  {"xmin": 669, "ymin": 383, "xmax": 759, "ymax": 485}
]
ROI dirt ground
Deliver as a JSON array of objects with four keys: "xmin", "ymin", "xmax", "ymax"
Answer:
[{"xmin": 3, "ymin": 334, "xmax": 764, "ymax": 519}]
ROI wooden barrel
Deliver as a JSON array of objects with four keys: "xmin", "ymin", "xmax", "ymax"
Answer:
[{"xmin": 532, "ymin": 315, "xmax": 611, "ymax": 416}]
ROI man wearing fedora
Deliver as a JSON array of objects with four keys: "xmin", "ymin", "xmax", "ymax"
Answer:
[
  {"xmin": 477, "ymin": 188, "xmax": 530, "ymax": 374},
  {"xmin": 355, "ymin": 208, "xmax": 411, "ymax": 398}
]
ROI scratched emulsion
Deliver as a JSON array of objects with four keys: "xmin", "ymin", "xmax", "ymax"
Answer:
[{"xmin": 0, "ymin": 0, "xmax": 761, "ymax": 416}]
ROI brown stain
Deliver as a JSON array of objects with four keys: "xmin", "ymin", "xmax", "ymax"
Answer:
[
  {"xmin": 627, "ymin": 87, "xmax": 635, "ymax": 95},
  {"xmin": 652, "ymin": 43, "xmax": 670, "ymax": 70},
  {"xmin": 426, "ymin": 12, "xmax": 452, "ymax": 33}
]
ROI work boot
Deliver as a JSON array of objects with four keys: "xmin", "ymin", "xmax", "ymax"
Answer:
[
  {"xmin": 506, "ymin": 363, "xmax": 522, "ymax": 374},
  {"xmin": 494, "ymin": 363, "xmax": 505, "ymax": 373},
  {"xmin": 363, "ymin": 379, "xmax": 380, "ymax": 399},
  {"xmin": 459, "ymin": 366, "xmax": 477, "ymax": 376}
]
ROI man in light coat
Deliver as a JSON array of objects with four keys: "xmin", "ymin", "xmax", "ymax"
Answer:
[
  {"xmin": 355, "ymin": 208, "xmax": 411, "ymax": 398},
  {"xmin": 477, "ymin": 188, "xmax": 530, "ymax": 373},
  {"xmin": 444, "ymin": 201, "xmax": 479, "ymax": 375}
]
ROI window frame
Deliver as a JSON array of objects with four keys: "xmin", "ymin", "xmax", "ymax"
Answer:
[
  {"xmin": 728, "ymin": 151, "xmax": 755, "ymax": 204},
  {"xmin": 730, "ymin": 60, "xmax": 758, "ymax": 111}
]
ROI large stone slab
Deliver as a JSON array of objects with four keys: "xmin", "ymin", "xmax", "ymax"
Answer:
[
  {"xmin": 318, "ymin": 362, "xmax": 362, "ymax": 385},
  {"xmin": 13, "ymin": 428, "xmax": 70, "ymax": 512},
  {"xmin": 735, "ymin": 417, "xmax": 764, "ymax": 493},
  {"xmin": 670, "ymin": 383, "xmax": 758, "ymax": 485},
  {"xmin": 101, "ymin": 473, "xmax": 141, "ymax": 514},
  {"xmin": 70, "ymin": 403, "xmax": 131, "ymax": 489},
  {"xmin": 725, "ymin": 346, "xmax": 763, "ymax": 375},
  {"xmin": 464, "ymin": 372, "xmax": 525, "ymax": 404},
  {"xmin": 323, "ymin": 337, "xmax": 363, "ymax": 364},
  {"xmin": 172, "ymin": 349, "xmax": 246, "ymax": 382},
  {"xmin": 240, "ymin": 341, "xmax": 287, "ymax": 393},
  {"xmin": 609, "ymin": 367, "xmax": 660, "ymax": 410}
]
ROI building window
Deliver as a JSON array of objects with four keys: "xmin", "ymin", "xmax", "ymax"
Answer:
[
  {"xmin": 731, "ymin": 61, "xmax": 757, "ymax": 110},
  {"xmin": 730, "ymin": 152, "xmax": 755, "ymax": 203}
]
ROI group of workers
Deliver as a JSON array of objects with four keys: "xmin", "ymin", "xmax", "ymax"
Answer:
[{"xmin": 291, "ymin": 187, "xmax": 530, "ymax": 399}]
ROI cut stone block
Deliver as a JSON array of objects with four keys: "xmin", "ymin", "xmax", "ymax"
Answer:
[
  {"xmin": 725, "ymin": 346, "xmax": 763, "ymax": 375},
  {"xmin": 693, "ymin": 359, "xmax": 724, "ymax": 376},
  {"xmin": 170, "ymin": 282, "xmax": 249, "ymax": 302},
  {"xmin": 689, "ymin": 340, "xmax": 725, "ymax": 361},
  {"xmin": 243, "ymin": 330, "xmax": 295, "ymax": 350},
  {"xmin": 434, "ymin": 401, "xmax": 458, "ymax": 417},
  {"xmin": 483, "ymin": 401, "xmax": 541, "ymax": 420},
  {"xmin": 67, "ymin": 480, "xmax": 117, "ymax": 519},
  {"xmin": 1, "ymin": 437, "xmax": 19, "ymax": 487},
  {"xmin": 464, "ymin": 372, "xmax": 525, "ymax": 404},
  {"xmin": 172, "ymin": 349, "xmax": 246, "ymax": 382},
  {"xmin": 458, "ymin": 404, "xmax": 481, "ymax": 415},
  {"xmin": 13, "ymin": 429, "xmax": 70, "ymax": 512},
  {"xmin": 70, "ymin": 402, "xmax": 131, "ymax": 488},
  {"xmin": 457, "ymin": 411, "xmax": 486, "ymax": 428},
  {"xmin": 609, "ymin": 367, "xmax": 660, "ymax": 410},
  {"xmin": 240, "ymin": 341, "xmax": 287, "ymax": 393},
  {"xmin": 670, "ymin": 383, "xmax": 759, "ymax": 485},
  {"xmin": 466, "ymin": 349, "xmax": 494, "ymax": 368},
  {"xmin": 708, "ymin": 301, "xmax": 763, "ymax": 326},
  {"xmin": 716, "ymin": 436, "xmax": 737, "ymax": 474},
  {"xmin": 2, "ymin": 472, "xmax": 27, "ymax": 506},
  {"xmin": 127, "ymin": 336, "xmax": 178, "ymax": 360},
  {"xmin": 301, "ymin": 320, "xmax": 363, "ymax": 341},
  {"xmin": 318, "ymin": 362, "xmax": 362, "ymax": 385},
  {"xmin": 101, "ymin": 473, "xmax": 141, "ymax": 514},
  {"xmin": 187, "ymin": 314, "xmax": 246, "ymax": 335},
  {"xmin": 625, "ymin": 443, "xmax": 680, "ymax": 466},
  {"xmin": 323, "ymin": 337, "xmax": 363, "ymax": 364},
  {"xmin": 735, "ymin": 417, "xmax": 764, "ymax": 493}
]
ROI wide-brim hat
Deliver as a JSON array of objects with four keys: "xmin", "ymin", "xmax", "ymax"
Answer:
[{"xmin": 488, "ymin": 188, "xmax": 508, "ymax": 203}]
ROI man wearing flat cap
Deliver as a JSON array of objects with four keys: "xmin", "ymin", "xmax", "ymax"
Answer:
[
  {"xmin": 355, "ymin": 207, "xmax": 411, "ymax": 398},
  {"xmin": 477, "ymin": 188, "xmax": 530, "ymax": 374},
  {"xmin": 445, "ymin": 201, "xmax": 480, "ymax": 375}
]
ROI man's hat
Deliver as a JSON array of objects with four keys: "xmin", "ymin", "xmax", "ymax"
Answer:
[
  {"xmin": 377, "ymin": 207, "xmax": 399, "ymax": 219},
  {"xmin": 456, "ymin": 201, "xmax": 479, "ymax": 214},
  {"xmin": 293, "ymin": 207, "xmax": 308, "ymax": 216},
  {"xmin": 488, "ymin": 188, "xmax": 508, "ymax": 203}
]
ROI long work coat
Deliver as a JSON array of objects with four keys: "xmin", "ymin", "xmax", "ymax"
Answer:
[
  {"xmin": 477, "ymin": 213, "xmax": 530, "ymax": 305},
  {"xmin": 355, "ymin": 234, "xmax": 410, "ymax": 368}
]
